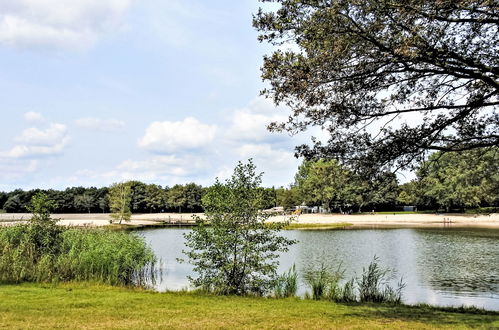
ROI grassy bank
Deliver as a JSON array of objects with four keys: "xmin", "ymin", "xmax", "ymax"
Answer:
[
  {"xmin": 285, "ymin": 222, "xmax": 352, "ymax": 230},
  {"xmin": 0, "ymin": 283, "xmax": 497, "ymax": 329}
]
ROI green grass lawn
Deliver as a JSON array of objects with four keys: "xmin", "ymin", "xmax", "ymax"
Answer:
[{"xmin": 0, "ymin": 283, "xmax": 497, "ymax": 329}]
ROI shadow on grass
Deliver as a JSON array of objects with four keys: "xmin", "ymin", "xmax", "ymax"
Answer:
[{"xmin": 342, "ymin": 303, "xmax": 499, "ymax": 327}]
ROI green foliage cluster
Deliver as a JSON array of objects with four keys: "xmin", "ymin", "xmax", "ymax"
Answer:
[
  {"xmin": 0, "ymin": 227, "xmax": 156, "ymax": 286},
  {"xmin": 1, "ymin": 187, "xmax": 109, "ymax": 213},
  {"xmin": 398, "ymin": 148, "xmax": 499, "ymax": 211},
  {"xmin": 183, "ymin": 160, "xmax": 296, "ymax": 295},
  {"xmin": 278, "ymin": 148, "xmax": 498, "ymax": 213},
  {"xmin": 167, "ymin": 183, "xmax": 204, "ymax": 213},
  {"xmin": 0, "ymin": 193, "xmax": 156, "ymax": 286},
  {"xmin": 303, "ymin": 262, "xmax": 345, "ymax": 301},
  {"xmin": 55, "ymin": 229, "xmax": 156, "ymax": 286},
  {"xmin": 357, "ymin": 258, "xmax": 405, "ymax": 304},
  {"xmin": 2, "ymin": 149, "xmax": 496, "ymax": 215},
  {"xmin": 290, "ymin": 159, "xmax": 399, "ymax": 212}
]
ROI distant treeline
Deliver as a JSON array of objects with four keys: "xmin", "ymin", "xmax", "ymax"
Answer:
[
  {"xmin": 1, "ymin": 148, "xmax": 497, "ymax": 214},
  {"xmin": 0, "ymin": 181, "xmax": 279, "ymax": 214},
  {"xmin": 0, "ymin": 182, "xmax": 206, "ymax": 214}
]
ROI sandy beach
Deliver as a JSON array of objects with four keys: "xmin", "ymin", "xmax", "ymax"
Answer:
[{"xmin": 1, "ymin": 212, "xmax": 498, "ymax": 229}]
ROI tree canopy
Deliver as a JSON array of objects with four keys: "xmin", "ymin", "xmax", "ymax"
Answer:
[
  {"xmin": 416, "ymin": 147, "xmax": 499, "ymax": 210},
  {"xmin": 254, "ymin": 0, "xmax": 498, "ymax": 171},
  {"xmin": 294, "ymin": 159, "xmax": 399, "ymax": 212}
]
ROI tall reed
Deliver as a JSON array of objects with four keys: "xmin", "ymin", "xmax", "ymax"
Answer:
[
  {"xmin": 302, "ymin": 256, "xmax": 406, "ymax": 304},
  {"xmin": 357, "ymin": 256, "xmax": 406, "ymax": 303},
  {"xmin": 273, "ymin": 265, "xmax": 298, "ymax": 298},
  {"xmin": 303, "ymin": 262, "xmax": 344, "ymax": 300},
  {"xmin": 0, "ymin": 225, "xmax": 157, "ymax": 287}
]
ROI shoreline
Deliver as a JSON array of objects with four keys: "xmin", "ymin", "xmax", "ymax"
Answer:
[{"xmin": 1, "ymin": 212, "xmax": 498, "ymax": 229}]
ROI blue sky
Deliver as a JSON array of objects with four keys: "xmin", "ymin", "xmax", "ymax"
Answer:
[{"xmin": 0, "ymin": 0, "xmax": 311, "ymax": 191}]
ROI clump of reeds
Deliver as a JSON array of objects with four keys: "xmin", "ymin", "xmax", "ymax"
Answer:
[
  {"xmin": 0, "ymin": 225, "xmax": 157, "ymax": 287},
  {"xmin": 357, "ymin": 256, "xmax": 406, "ymax": 303},
  {"xmin": 302, "ymin": 256, "xmax": 406, "ymax": 304},
  {"xmin": 303, "ymin": 262, "xmax": 344, "ymax": 300},
  {"xmin": 56, "ymin": 228, "xmax": 157, "ymax": 286},
  {"xmin": 273, "ymin": 265, "xmax": 298, "ymax": 298}
]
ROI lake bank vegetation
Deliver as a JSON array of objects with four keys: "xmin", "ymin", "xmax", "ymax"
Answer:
[{"xmin": 0, "ymin": 193, "xmax": 156, "ymax": 286}]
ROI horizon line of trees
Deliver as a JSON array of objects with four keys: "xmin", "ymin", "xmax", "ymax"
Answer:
[
  {"xmin": 0, "ymin": 181, "xmax": 205, "ymax": 214},
  {"xmin": 1, "ymin": 148, "xmax": 497, "ymax": 214}
]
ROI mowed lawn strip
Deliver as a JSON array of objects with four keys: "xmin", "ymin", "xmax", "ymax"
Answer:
[{"xmin": 0, "ymin": 283, "xmax": 497, "ymax": 329}]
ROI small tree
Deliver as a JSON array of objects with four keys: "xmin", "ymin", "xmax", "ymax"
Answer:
[
  {"xmin": 26, "ymin": 192, "xmax": 62, "ymax": 256},
  {"xmin": 182, "ymin": 160, "xmax": 296, "ymax": 295},
  {"xmin": 108, "ymin": 182, "xmax": 132, "ymax": 224}
]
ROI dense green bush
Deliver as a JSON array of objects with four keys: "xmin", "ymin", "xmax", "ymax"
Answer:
[
  {"xmin": 183, "ymin": 160, "xmax": 295, "ymax": 295},
  {"xmin": 0, "ymin": 226, "xmax": 157, "ymax": 286}
]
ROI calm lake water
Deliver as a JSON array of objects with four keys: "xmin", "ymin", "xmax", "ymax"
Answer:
[{"xmin": 139, "ymin": 227, "xmax": 499, "ymax": 310}]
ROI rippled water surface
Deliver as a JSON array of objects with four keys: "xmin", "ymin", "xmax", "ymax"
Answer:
[{"xmin": 139, "ymin": 227, "xmax": 499, "ymax": 310}]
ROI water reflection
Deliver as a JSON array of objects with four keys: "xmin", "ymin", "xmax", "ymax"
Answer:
[{"xmin": 139, "ymin": 227, "xmax": 499, "ymax": 310}]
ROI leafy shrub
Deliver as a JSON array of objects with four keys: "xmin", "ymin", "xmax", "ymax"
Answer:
[{"xmin": 183, "ymin": 160, "xmax": 295, "ymax": 295}]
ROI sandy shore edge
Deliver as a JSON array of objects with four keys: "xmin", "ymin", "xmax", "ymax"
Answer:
[{"xmin": 1, "ymin": 212, "xmax": 498, "ymax": 229}]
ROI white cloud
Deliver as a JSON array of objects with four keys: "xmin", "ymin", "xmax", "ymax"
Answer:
[
  {"xmin": 238, "ymin": 144, "xmax": 294, "ymax": 167},
  {"xmin": 226, "ymin": 97, "xmax": 289, "ymax": 143},
  {"xmin": 0, "ymin": 158, "xmax": 38, "ymax": 180},
  {"xmin": 2, "ymin": 123, "xmax": 70, "ymax": 158},
  {"xmin": 23, "ymin": 111, "xmax": 44, "ymax": 123},
  {"xmin": 69, "ymin": 155, "xmax": 209, "ymax": 186},
  {"xmin": 139, "ymin": 117, "xmax": 217, "ymax": 153},
  {"xmin": 4, "ymin": 143, "xmax": 67, "ymax": 158},
  {"xmin": 237, "ymin": 143, "xmax": 300, "ymax": 186},
  {"xmin": 75, "ymin": 117, "xmax": 125, "ymax": 132},
  {"xmin": 0, "ymin": 0, "xmax": 133, "ymax": 50},
  {"xmin": 15, "ymin": 123, "xmax": 67, "ymax": 145},
  {"xmin": 118, "ymin": 155, "xmax": 206, "ymax": 178}
]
